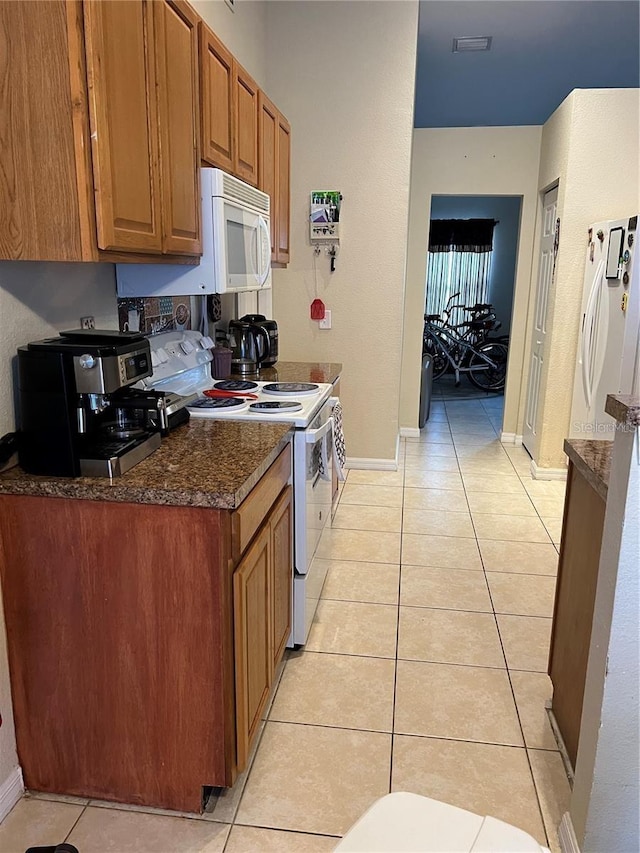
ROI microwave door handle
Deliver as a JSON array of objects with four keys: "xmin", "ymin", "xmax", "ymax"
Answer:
[
  {"xmin": 258, "ymin": 216, "xmax": 271, "ymax": 287},
  {"xmin": 248, "ymin": 224, "xmax": 259, "ymax": 280}
]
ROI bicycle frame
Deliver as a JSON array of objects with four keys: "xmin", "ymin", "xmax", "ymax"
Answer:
[{"xmin": 424, "ymin": 322, "xmax": 500, "ymax": 386}]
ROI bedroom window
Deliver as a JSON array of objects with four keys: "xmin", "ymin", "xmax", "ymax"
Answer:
[{"xmin": 425, "ymin": 218, "xmax": 496, "ymax": 328}]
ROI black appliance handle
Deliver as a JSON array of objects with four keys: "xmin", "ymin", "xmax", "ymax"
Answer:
[
  {"xmin": 0, "ymin": 432, "xmax": 20, "ymax": 466},
  {"xmin": 251, "ymin": 325, "xmax": 271, "ymax": 363}
]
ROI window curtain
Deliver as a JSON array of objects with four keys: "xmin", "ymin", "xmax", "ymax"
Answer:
[
  {"xmin": 428, "ymin": 219, "xmax": 495, "ymax": 254},
  {"xmin": 425, "ymin": 219, "xmax": 496, "ymax": 328}
]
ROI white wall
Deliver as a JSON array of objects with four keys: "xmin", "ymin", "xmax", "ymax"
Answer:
[
  {"xmin": 265, "ymin": 0, "xmax": 419, "ymax": 463},
  {"xmin": 529, "ymin": 89, "xmax": 640, "ymax": 469},
  {"xmin": 191, "ymin": 0, "xmax": 267, "ymax": 86},
  {"xmin": 400, "ymin": 127, "xmax": 542, "ymax": 436}
]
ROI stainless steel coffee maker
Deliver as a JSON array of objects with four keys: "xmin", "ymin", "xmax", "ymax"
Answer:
[{"xmin": 18, "ymin": 330, "xmax": 165, "ymax": 477}]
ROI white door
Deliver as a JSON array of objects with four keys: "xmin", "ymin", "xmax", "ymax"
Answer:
[{"xmin": 523, "ymin": 186, "xmax": 559, "ymax": 456}]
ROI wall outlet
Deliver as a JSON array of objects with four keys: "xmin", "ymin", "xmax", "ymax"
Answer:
[
  {"xmin": 80, "ymin": 316, "xmax": 95, "ymax": 329},
  {"xmin": 318, "ymin": 310, "xmax": 332, "ymax": 330}
]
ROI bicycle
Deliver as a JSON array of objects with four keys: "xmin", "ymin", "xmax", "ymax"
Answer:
[
  {"xmin": 423, "ymin": 294, "xmax": 508, "ymax": 376},
  {"xmin": 423, "ymin": 318, "xmax": 509, "ymax": 390}
]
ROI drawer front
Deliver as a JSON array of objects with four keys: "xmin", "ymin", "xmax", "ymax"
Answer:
[{"xmin": 232, "ymin": 444, "xmax": 291, "ymax": 560}]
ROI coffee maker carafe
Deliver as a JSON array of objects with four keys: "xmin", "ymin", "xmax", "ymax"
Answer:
[{"xmin": 17, "ymin": 330, "xmax": 164, "ymax": 477}]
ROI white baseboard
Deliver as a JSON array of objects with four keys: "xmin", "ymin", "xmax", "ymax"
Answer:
[
  {"xmin": 500, "ymin": 432, "xmax": 523, "ymax": 446},
  {"xmin": 399, "ymin": 427, "xmax": 420, "ymax": 438},
  {"xmin": 345, "ymin": 457, "xmax": 398, "ymax": 471},
  {"xmin": 531, "ymin": 460, "xmax": 568, "ymax": 481},
  {"xmin": 558, "ymin": 812, "xmax": 581, "ymax": 853},
  {"xmin": 0, "ymin": 766, "xmax": 23, "ymax": 823}
]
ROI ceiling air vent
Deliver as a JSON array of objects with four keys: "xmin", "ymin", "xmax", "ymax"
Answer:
[{"xmin": 452, "ymin": 36, "xmax": 492, "ymax": 52}]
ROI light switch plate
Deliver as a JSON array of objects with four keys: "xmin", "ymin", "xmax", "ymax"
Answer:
[{"xmin": 319, "ymin": 310, "xmax": 332, "ymax": 330}]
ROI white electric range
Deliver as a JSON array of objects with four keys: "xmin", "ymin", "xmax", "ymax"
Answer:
[{"xmin": 141, "ymin": 330, "xmax": 336, "ymax": 645}]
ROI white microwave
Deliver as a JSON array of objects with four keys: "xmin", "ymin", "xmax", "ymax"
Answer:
[{"xmin": 115, "ymin": 168, "xmax": 272, "ymax": 298}]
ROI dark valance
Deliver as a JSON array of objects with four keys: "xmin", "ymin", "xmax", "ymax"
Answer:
[{"xmin": 428, "ymin": 219, "xmax": 496, "ymax": 253}]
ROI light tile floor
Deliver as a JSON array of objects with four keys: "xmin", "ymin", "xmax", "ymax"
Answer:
[{"xmin": 2, "ymin": 395, "xmax": 573, "ymax": 853}]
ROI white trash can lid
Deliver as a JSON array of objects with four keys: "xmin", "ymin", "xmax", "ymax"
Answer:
[{"xmin": 334, "ymin": 793, "xmax": 551, "ymax": 853}]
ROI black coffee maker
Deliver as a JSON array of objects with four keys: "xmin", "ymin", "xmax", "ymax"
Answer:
[
  {"xmin": 240, "ymin": 314, "xmax": 278, "ymax": 366},
  {"xmin": 17, "ymin": 330, "xmax": 165, "ymax": 478}
]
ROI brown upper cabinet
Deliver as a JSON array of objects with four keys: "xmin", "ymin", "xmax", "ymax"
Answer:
[
  {"xmin": 259, "ymin": 93, "xmax": 291, "ymax": 265},
  {"xmin": 153, "ymin": 0, "xmax": 201, "ymax": 256},
  {"xmin": 0, "ymin": 0, "xmax": 200, "ymax": 262},
  {"xmin": 258, "ymin": 94, "xmax": 278, "ymax": 258},
  {"xmin": 199, "ymin": 22, "xmax": 235, "ymax": 174},
  {"xmin": 199, "ymin": 32, "xmax": 259, "ymax": 189},
  {"xmin": 276, "ymin": 113, "xmax": 291, "ymax": 265},
  {"xmin": 233, "ymin": 63, "xmax": 259, "ymax": 187}
]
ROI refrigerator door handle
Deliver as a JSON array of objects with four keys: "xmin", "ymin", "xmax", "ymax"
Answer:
[{"xmin": 582, "ymin": 259, "xmax": 605, "ymax": 409}]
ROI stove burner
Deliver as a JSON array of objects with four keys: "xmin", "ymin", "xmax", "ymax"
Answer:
[
  {"xmin": 250, "ymin": 401, "xmax": 304, "ymax": 413},
  {"xmin": 262, "ymin": 382, "xmax": 319, "ymax": 396},
  {"xmin": 214, "ymin": 380, "xmax": 259, "ymax": 392},
  {"xmin": 190, "ymin": 397, "xmax": 249, "ymax": 410}
]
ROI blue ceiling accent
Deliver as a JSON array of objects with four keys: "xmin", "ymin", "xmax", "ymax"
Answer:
[{"xmin": 415, "ymin": 1, "xmax": 640, "ymax": 127}]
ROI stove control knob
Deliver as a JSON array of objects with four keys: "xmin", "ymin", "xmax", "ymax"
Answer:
[
  {"xmin": 150, "ymin": 351, "xmax": 160, "ymax": 368},
  {"xmin": 180, "ymin": 340, "xmax": 194, "ymax": 355},
  {"xmin": 200, "ymin": 336, "xmax": 214, "ymax": 349},
  {"xmin": 157, "ymin": 348, "xmax": 169, "ymax": 364},
  {"xmin": 78, "ymin": 353, "xmax": 96, "ymax": 370}
]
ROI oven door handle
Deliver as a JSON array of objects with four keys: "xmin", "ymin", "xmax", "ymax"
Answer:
[
  {"xmin": 304, "ymin": 416, "xmax": 334, "ymax": 443},
  {"xmin": 306, "ymin": 415, "xmax": 333, "ymax": 480}
]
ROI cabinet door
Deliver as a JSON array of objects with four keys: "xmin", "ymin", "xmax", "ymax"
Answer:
[
  {"xmin": 199, "ymin": 23, "xmax": 234, "ymax": 172},
  {"xmin": 276, "ymin": 113, "xmax": 291, "ymax": 264},
  {"xmin": 154, "ymin": 0, "xmax": 201, "ymax": 255},
  {"xmin": 258, "ymin": 92, "xmax": 278, "ymax": 259},
  {"xmin": 234, "ymin": 62, "xmax": 259, "ymax": 187},
  {"xmin": 83, "ymin": 0, "xmax": 162, "ymax": 254},
  {"xmin": 271, "ymin": 486, "xmax": 292, "ymax": 670},
  {"xmin": 234, "ymin": 524, "xmax": 272, "ymax": 769},
  {"xmin": 548, "ymin": 463, "xmax": 605, "ymax": 768}
]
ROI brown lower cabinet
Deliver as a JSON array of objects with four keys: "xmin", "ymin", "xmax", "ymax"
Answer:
[
  {"xmin": 0, "ymin": 446, "xmax": 292, "ymax": 813},
  {"xmin": 548, "ymin": 461, "xmax": 606, "ymax": 769}
]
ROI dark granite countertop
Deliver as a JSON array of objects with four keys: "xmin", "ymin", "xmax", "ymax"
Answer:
[
  {"xmin": 0, "ymin": 420, "xmax": 292, "ymax": 510},
  {"xmin": 564, "ymin": 439, "xmax": 612, "ymax": 501},
  {"xmin": 605, "ymin": 394, "xmax": 640, "ymax": 427},
  {"xmin": 230, "ymin": 361, "xmax": 342, "ymax": 385}
]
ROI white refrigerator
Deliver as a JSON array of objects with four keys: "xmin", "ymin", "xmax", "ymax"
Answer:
[{"xmin": 570, "ymin": 215, "xmax": 639, "ymax": 440}]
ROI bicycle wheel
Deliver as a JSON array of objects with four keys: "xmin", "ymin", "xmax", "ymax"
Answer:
[
  {"xmin": 431, "ymin": 343, "xmax": 448, "ymax": 379},
  {"xmin": 423, "ymin": 329, "xmax": 448, "ymax": 379},
  {"xmin": 468, "ymin": 341, "xmax": 509, "ymax": 390}
]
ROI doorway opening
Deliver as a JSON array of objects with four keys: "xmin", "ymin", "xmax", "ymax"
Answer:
[{"xmin": 424, "ymin": 195, "xmax": 522, "ymax": 402}]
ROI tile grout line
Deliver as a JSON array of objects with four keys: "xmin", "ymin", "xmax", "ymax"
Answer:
[
  {"xmin": 63, "ymin": 802, "xmax": 88, "ymax": 843},
  {"xmin": 389, "ymin": 437, "xmax": 409, "ymax": 793}
]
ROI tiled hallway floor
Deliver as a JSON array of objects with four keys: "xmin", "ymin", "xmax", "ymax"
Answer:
[{"xmin": 2, "ymin": 396, "xmax": 572, "ymax": 853}]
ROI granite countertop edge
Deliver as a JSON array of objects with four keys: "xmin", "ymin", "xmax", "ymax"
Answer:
[
  {"xmin": 605, "ymin": 394, "xmax": 640, "ymax": 427},
  {"xmin": 563, "ymin": 438, "xmax": 611, "ymax": 501},
  {"xmin": 0, "ymin": 425, "xmax": 292, "ymax": 510}
]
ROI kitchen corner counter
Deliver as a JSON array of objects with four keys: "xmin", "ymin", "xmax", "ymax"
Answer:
[
  {"xmin": 231, "ymin": 361, "xmax": 342, "ymax": 385},
  {"xmin": 0, "ymin": 420, "xmax": 292, "ymax": 509},
  {"xmin": 605, "ymin": 393, "xmax": 640, "ymax": 427},
  {"xmin": 563, "ymin": 439, "xmax": 612, "ymax": 502}
]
